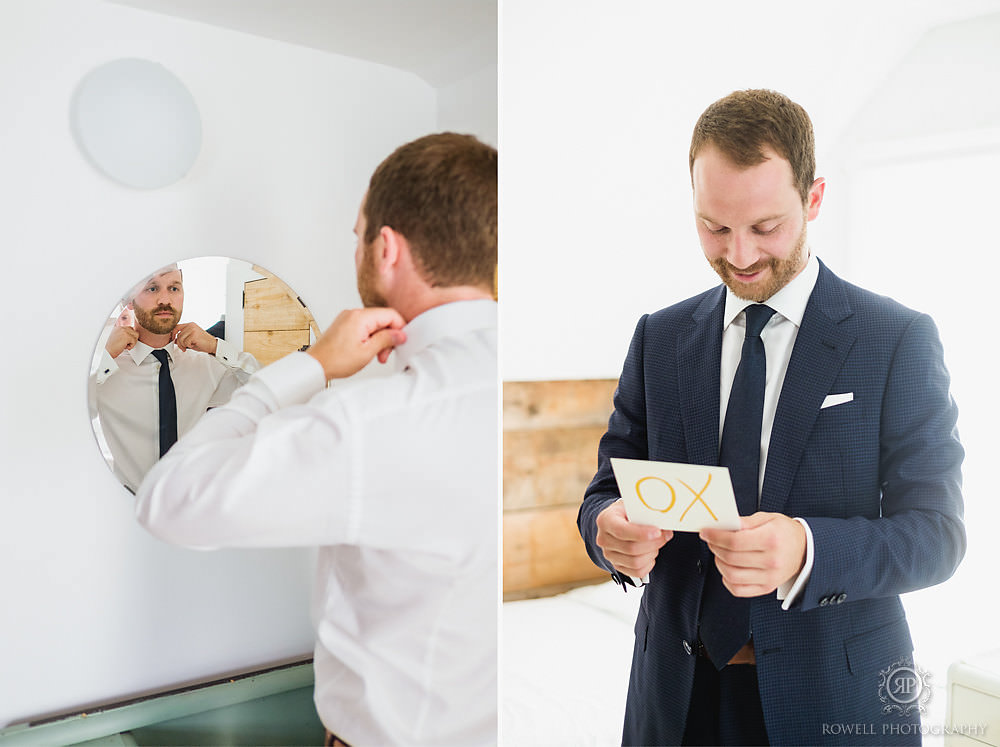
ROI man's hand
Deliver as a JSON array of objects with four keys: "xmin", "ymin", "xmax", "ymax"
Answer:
[
  {"xmin": 307, "ymin": 308, "xmax": 407, "ymax": 381},
  {"xmin": 172, "ymin": 322, "xmax": 219, "ymax": 355},
  {"xmin": 596, "ymin": 499, "xmax": 673, "ymax": 578},
  {"xmin": 106, "ymin": 326, "xmax": 139, "ymax": 357},
  {"xmin": 700, "ymin": 512, "xmax": 806, "ymax": 597}
]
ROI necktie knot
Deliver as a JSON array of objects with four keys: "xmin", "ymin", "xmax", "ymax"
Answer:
[
  {"xmin": 151, "ymin": 348, "xmax": 170, "ymax": 366},
  {"xmin": 744, "ymin": 304, "xmax": 776, "ymax": 339}
]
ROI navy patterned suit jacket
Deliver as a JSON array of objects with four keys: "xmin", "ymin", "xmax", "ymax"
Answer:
[{"xmin": 579, "ymin": 261, "xmax": 965, "ymax": 746}]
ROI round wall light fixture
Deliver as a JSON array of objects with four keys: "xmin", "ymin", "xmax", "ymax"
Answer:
[{"xmin": 71, "ymin": 58, "xmax": 202, "ymax": 189}]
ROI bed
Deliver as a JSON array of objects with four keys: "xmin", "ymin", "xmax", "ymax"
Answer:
[{"xmin": 503, "ymin": 580, "xmax": 641, "ymax": 745}]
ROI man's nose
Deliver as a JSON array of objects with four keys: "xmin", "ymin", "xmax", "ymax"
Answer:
[{"xmin": 727, "ymin": 231, "xmax": 758, "ymax": 269}]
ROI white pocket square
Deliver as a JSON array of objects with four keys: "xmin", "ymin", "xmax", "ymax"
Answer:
[{"xmin": 821, "ymin": 392, "xmax": 854, "ymax": 409}]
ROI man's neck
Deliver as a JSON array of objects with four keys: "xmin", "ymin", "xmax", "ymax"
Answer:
[
  {"xmin": 392, "ymin": 286, "xmax": 494, "ymax": 324},
  {"xmin": 136, "ymin": 327, "xmax": 172, "ymax": 349}
]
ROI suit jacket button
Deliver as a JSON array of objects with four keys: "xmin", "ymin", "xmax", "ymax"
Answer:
[
  {"xmin": 836, "ymin": 593, "xmax": 847, "ymax": 604},
  {"xmin": 819, "ymin": 596, "xmax": 829, "ymax": 606},
  {"xmin": 683, "ymin": 640, "xmax": 693, "ymax": 655},
  {"xmin": 696, "ymin": 559, "xmax": 703, "ymax": 574}
]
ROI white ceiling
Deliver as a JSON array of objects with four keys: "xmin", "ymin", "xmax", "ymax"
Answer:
[
  {"xmin": 105, "ymin": 0, "xmax": 1000, "ymax": 118},
  {"xmin": 108, "ymin": 0, "xmax": 497, "ymax": 87}
]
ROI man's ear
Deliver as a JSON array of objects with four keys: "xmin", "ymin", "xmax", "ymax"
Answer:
[
  {"xmin": 378, "ymin": 226, "xmax": 406, "ymax": 270},
  {"xmin": 806, "ymin": 177, "xmax": 826, "ymax": 222}
]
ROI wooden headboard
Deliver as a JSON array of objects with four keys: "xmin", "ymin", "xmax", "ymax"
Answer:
[{"xmin": 503, "ymin": 379, "xmax": 618, "ymax": 600}]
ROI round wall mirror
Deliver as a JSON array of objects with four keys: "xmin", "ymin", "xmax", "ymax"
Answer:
[
  {"xmin": 71, "ymin": 58, "xmax": 202, "ymax": 189},
  {"xmin": 88, "ymin": 258, "xmax": 319, "ymax": 493}
]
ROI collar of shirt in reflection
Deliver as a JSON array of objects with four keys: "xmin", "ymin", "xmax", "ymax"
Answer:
[{"xmin": 125, "ymin": 341, "xmax": 177, "ymax": 367}]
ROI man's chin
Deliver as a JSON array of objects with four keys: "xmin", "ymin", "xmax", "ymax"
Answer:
[
  {"xmin": 715, "ymin": 269, "xmax": 772, "ymax": 303},
  {"xmin": 724, "ymin": 278, "xmax": 770, "ymax": 303},
  {"xmin": 137, "ymin": 319, "xmax": 179, "ymax": 335}
]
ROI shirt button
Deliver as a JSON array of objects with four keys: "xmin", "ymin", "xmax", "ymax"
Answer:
[{"xmin": 683, "ymin": 640, "xmax": 693, "ymax": 656}]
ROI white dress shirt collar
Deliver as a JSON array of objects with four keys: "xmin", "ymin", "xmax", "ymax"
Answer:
[
  {"xmin": 125, "ymin": 340, "xmax": 176, "ymax": 366},
  {"xmin": 395, "ymin": 299, "xmax": 497, "ymax": 368},
  {"xmin": 723, "ymin": 251, "xmax": 820, "ymax": 330}
]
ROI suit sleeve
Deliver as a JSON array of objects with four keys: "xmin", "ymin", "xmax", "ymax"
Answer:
[
  {"xmin": 795, "ymin": 313, "xmax": 966, "ymax": 611},
  {"xmin": 578, "ymin": 314, "xmax": 651, "ymax": 573}
]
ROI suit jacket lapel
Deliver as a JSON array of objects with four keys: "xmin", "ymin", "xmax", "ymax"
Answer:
[
  {"xmin": 760, "ymin": 262, "xmax": 857, "ymax": 513},
  {"xmin": 676, "ymin": 286, "xmax": 725, "ymax": 467}
]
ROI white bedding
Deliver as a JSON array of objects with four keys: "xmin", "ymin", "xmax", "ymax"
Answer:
[{"xmin": 502, "ymin": 581, "xmax": 642, "ymax": 746}]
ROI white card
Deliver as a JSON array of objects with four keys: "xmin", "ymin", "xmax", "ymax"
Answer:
[{"xmin": 610, "ymin": 457, "xmax": 742, "ymax": 532}]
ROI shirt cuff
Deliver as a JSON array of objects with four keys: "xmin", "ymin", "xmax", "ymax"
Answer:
[
  {"xmin": 777, "ymin": 517, "xmax": 813, "ymax": 610},
  {"xmin": 214, "ymin": 338, "xmax": 242, "ymax": 367},
  {"xmin": 95, "ymin": 349, "xmax": 118, "ymax": 384},
  {"xmin": 251, "ymin": 351, "xmax": 327, "ymax": 410}
]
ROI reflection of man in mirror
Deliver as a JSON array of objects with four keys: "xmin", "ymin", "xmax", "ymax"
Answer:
[
  {"xmin": 95, "ymin": 264, "xmax": 261, "ymax": 493},
  {"xmin": 114, "ymin": 306, "xmax": 135, "ymax": 329},
  {"xmin": 136, "ymin": 134, "xmax": 497, "ymax": 746}
]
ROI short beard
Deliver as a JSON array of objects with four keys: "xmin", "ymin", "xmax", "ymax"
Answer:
[
  {"xmin": 356, "ymin": 240, "xmax": 388, "ymax": 308},
  {"xmin": 133, "ymin": 304, "xmax": 180, "ymax": 335},
  {"xmin": 710, "ymin": 219, "xmax": 808, "ymax": 302}
]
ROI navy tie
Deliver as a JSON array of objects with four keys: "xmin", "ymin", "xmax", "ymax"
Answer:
[
  {"xmin": 700, "ymin": 303, "xmax": 776, "ymax": 668},
  {"xmin": 151, "ymin": 349, "xmax": 178, "ymax": 457}
]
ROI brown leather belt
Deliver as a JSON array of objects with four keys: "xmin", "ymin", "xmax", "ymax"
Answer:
[
  {"xmin": 699, "ymin": 639, "xmax": 756, "ymax": 666},
  {"xmin": 727, "ymin": 640, "xmax": 756, "ymax": 665}
]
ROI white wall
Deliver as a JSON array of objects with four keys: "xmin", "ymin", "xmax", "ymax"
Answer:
[
  {"xmin": 0, "ymin": 0, "xmax": 438, "ymax": 727},
  {"xmin": 434, "ymin": 27, "xmax": 498, "ymax": 146},
  {"xmin": 438, "ymin": 62, "xmax": 498, "ymax": 147},
  {"xmin": 499, "ymin": 0, "xmax": 1000, "ymax": 381}
]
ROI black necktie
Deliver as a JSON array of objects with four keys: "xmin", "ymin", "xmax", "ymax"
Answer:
[
  {"xmin": 151, "ymin": 348, "xmax": 178, "ymax": 457},
  {"xmin": 700, "ymin": 303, "xmax": 776, "ymax": 668}
]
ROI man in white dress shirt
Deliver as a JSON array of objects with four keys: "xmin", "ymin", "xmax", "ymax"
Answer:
[
  {"xmin": 136, "ymin": 133, "xmax": 498, "ymax": 746},
  {"xmin": 94, "ymin": 265, "xmax": 260, "ymax": 493}
]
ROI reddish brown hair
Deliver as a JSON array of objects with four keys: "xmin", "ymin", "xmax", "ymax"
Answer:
[
  {"xmin": 364, "ymin": 133, "xmax": 497, "ymax": 289},
  {"xmin": 689, "ymin": 89, "xmax": 815, "ymax": 204}
]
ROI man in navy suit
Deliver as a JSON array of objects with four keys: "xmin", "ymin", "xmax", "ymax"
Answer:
[{"xmin": 578, "ymin": 89, "xmax": 965, "ymax": 745}]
